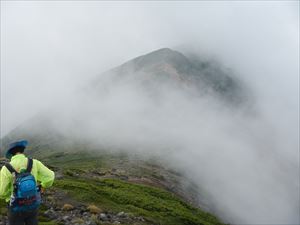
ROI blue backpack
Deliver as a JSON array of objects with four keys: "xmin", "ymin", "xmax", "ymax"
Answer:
[{"xmin": 5, "ymin": 158, "xmax": 41, "ymax": 212}]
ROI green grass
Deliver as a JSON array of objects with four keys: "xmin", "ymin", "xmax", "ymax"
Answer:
[
  {"xmin": 55, "ymin": 177, "xmax": 223, "ymax": 225},
  {"xmin": 1, "ymin": 150, "xmax": 225, "ymax": 225},
  {"xmin": 34, "ymin": 150, "xmax": 133, "ymax": 175}
]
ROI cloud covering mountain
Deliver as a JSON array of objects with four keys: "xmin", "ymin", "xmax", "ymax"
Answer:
[
  {"xmin": 1, "ymin": 1, "xmax": 299, "ymax": 224},
  {"xmin": 2, "ymin": 48, "xmax": 299, "ymax": 224}
]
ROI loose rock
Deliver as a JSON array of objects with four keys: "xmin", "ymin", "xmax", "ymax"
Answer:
[
  {"xmin": 62, "ymin": 203, "xmax": 74, "ymax": 211},
  {"xmin": 87, "ymin": 204, "xmax": 102, "ymax": 214}
]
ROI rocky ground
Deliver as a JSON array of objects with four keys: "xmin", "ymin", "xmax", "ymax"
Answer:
[
  {"xmin": 0, "ymin": 158, "xmax": 150, "ymax": 225},
  {"xmin": 42, "ymin": 188, "xmax": 150, "ymax": 225},
  {"xmin": 0, "ymin": 188, "xmax": 149, "ymax": 225},
  {"xmin": 42, "ymin": 205, "xmax": 147, "ymax": 225},
  {"xmin": 0, "ymin": 155, "xmax": 223, "ymax": 225}
]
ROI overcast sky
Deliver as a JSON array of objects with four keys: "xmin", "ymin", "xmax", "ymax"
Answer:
[
  {"xmin": 1, "ymin": 1, "xmax": 298, "ymax": 137},
  {"xmin": 1, "ymin": 2, "xmax": 299, "ymax": 224}
]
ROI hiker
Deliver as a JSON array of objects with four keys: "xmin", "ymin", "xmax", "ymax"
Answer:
[{"xmin": 0, "ymin": 140, "xmax": 55, "ymax": 225}]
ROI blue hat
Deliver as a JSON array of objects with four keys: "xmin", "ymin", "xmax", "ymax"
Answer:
[{"xmin": 5, "ymin": 140, "xmax": 28, "ymax": 159}]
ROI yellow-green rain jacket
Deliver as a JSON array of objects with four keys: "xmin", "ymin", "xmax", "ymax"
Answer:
[{"xmin": 0, "ymin": 154, "xmax": 55, "ymax": 202}]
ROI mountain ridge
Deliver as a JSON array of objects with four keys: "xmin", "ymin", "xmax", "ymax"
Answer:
[
  {"xmin": 0, "ymin": 48, "xmax": 248, "ymax": 225},
  {"xmin": 92, "ymin": 48, "xmax": 247, "ymax": 105}
]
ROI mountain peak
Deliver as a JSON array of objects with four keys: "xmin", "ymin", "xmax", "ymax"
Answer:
[
  {"xmin": 97, "ymin": 48, "xmax": 247, "ymax": 105},
  {"xmin": 144, "ymin": 48, "xmax": 182, "ymax": 58},
  {"xmin": 118, "ymin": 48, "xmax": 191, "ymax": 73},
  {"xmin": 148, "ymin": 47, "xmax": 175, "ymax": 54}
]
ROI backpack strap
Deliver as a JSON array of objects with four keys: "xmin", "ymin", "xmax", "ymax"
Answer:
[
  {"xmin": 26, "ymin": 158, "xmax": 33, "ymax": 173},
  {"xmin": 5, "ymin": 163, "xmax": 18, "ymax": 175}
]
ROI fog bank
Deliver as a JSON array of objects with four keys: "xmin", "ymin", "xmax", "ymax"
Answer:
[{"xmin": 1, "ymin": 1, "xmax": 299, "ymax": 224}]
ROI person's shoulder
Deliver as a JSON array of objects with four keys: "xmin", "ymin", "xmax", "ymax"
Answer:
[
  {"xmin": 0, "ymin": 164, "xmax": 8, "ymax": 171},
  {"xmin": 32, "ymin": 158, "xmax": 48, "ymax": 167},
  {"xmin": 0, "ymin": 158, "xmax": 7, "ymax": 170},
  {"xmin": 0, "ymin": 163, "xmax": 12, "ymax": 176},
  {"xmin": 32, "ymin": 158, "xmax": 41, "ymax": 163}
]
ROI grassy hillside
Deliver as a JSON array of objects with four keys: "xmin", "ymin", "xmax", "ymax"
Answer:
[
  {"xmin": 0, "ymin": 148, "xmax": 224, "ymax": 225},
  {"xmin": 54, "ymin": 177, "xmax": 221, "ymax": 225}
]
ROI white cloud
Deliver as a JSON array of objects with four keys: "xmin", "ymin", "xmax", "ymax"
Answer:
[{"xmin": 1, "ymin": 1, "xmax": 299, "ymax": 224}]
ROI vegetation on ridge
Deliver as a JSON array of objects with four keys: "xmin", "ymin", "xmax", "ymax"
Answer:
[
  {"xmin": 55, "ymin": 177, "xmax": 222, "ymax": 225},
  {"xmin": 0, "ymin": 150, "xmax": 225, "ymax": 225}
]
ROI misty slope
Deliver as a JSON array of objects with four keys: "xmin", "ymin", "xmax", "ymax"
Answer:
[
  {"xmin": 0, "ymin": 154, "xmax": 224, "ymax": 225},
  {"xmin": 92, "ymin": 48, "xmax": 246, "ymax": 104},
  {"xmin": 1, "ymin": 48, "xmax": 248, "ymax": 224},
  {"xmin": 1, "ymin": 48, "xmax": 247, "ymax": 156}
]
